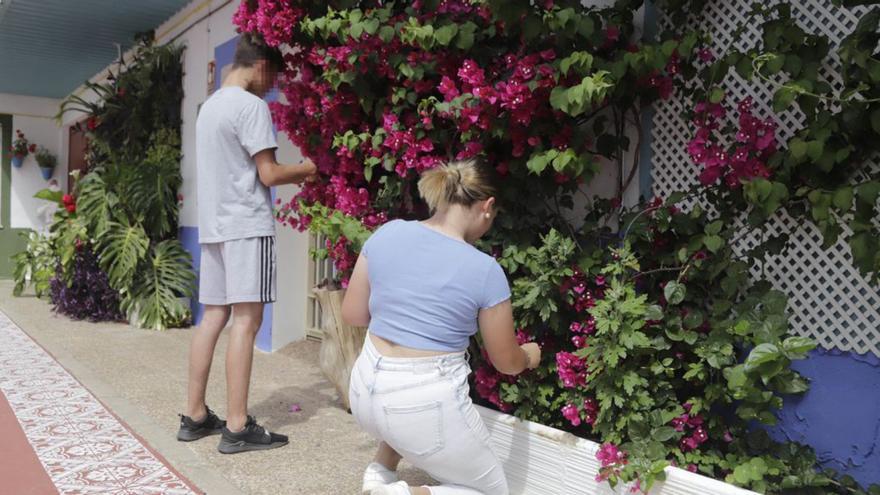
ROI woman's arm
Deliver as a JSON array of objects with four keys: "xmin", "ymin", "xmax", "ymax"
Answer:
[
  {"xmin": 341, "ymin": 254, "xmax": 371, "ymax": 327},
  {"xmin": 478, "ymin": 301, "xmax": 541, "ymax": 375}
]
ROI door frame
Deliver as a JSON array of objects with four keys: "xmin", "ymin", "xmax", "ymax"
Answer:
[{"xmin": 0, "ymin": 113, "xmax": 29, "ymax": 278}]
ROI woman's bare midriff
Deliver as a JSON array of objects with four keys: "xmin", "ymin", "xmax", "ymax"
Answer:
[{"xmin": 369, "ymin": 333, "xmax": 457, "ymax": 358}]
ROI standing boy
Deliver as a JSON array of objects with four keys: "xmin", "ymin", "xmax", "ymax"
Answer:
[{"xmin": 177, "ymin": 35, "xmax": 317, "ymax": 454}]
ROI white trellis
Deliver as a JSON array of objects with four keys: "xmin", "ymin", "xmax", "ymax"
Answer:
[{"xmin": 650, "ymin": 0, "xmax": 880, "ymax": 356}]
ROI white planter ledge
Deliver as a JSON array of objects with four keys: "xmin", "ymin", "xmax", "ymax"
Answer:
[{"xmin": 477, "ymin": 405, "xmax": 758, "ymax": 495}]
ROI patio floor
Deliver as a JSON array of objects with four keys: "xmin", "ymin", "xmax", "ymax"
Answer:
[{"xmin": 0, "ymin": 280, "xmax": 429, "ymax": 494}]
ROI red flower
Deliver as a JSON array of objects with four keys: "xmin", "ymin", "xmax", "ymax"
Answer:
[{"xmin": 65, "ymin": 203, "xmax": 76, "ymax": 214}]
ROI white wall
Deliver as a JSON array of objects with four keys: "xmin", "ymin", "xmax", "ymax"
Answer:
[{"xmin": 0, "ymin": 93, "xmax": 64, "ymax": 230}]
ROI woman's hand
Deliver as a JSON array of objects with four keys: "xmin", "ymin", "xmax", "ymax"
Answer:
[{"xmin": 520, "ymin": 343, "xmax": 541, "ymax": 370}]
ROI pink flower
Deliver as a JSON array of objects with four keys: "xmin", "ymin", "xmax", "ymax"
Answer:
[
  {"xmin": 604, "ymin": 25, "xmax": 620, "ymax": 43},
  {"xmin": 556, "ymin": 352, "xmax": 588, "ymax": 388},
  {"xmin": 562, "ymin": 403, "xmax": 581, "ymax": 426},
  {"xmin": 438, "ymin": 76, "xmax": 460, "ymax": 100},
  {"xmin": 457, "ymin": 59, "xmax": 485, "ymax": 87},
  {"xmin": 698, "ymin": 48, "xmax": 715, "ymax": 63},
  {"xmin": 596, "ymin": 443, "xmax": 627, "ymax": 468}
]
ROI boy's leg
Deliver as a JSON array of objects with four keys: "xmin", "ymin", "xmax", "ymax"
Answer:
[
  {"xmin": 186, "ymin": 304, "xmax": 231, "ymax": 420},
  {"xmin": 215, "ymin": 236, "xmax": 285, "ymax": 453},
  {"xmin": 225, "ymin": 301, "xmax": 263, "ymax": 432}
]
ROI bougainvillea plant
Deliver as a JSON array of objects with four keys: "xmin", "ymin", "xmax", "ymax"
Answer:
[{"xmin": 236, "ymin": 0, "xmax": 880, "ymax": 492}]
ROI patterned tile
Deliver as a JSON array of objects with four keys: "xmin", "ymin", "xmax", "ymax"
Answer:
[{"xmin": 0, "ymin": 311, "xmax": 199, "ymax": 494}]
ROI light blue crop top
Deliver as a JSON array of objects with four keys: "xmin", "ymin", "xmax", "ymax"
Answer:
[{"xmin": 361, "ymin": 220, "xmax": 511, "ymax": 352}]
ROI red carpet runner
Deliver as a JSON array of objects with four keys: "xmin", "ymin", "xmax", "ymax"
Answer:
[{"xmin": 0, "ymin": 310, "xmax": 200, "ymax": 494}]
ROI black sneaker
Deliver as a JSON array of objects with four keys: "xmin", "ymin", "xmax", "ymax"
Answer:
[
  {"xmin": 177, "ymin": 407, "xmax": 226, "ymax": 442},
  {"xmin": 218, "ymin": 416, "xmax": 288, "ymax": 454}
]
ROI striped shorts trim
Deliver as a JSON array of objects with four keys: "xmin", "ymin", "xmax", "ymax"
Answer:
[{"xmin": 198, "ymin": 235, "xmax": 277, "ymax": 305}]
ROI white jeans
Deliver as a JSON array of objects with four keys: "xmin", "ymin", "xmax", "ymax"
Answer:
[{"xmin": 349, "ymin": 336, "xmax": 509, "ymax": 495}]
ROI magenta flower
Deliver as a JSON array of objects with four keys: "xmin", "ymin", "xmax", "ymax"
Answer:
[
  {"xmin": 438, "ymin": 76, "xmax": 460, "ymax": 100},
  {"xmin": 562, "ymin": 403, "xmax": 582, "ymax": 426},
  {"xmin": 596, "ymin": 443, "xmax": 627, "ymax": 467},
  {"xmin": 556, "ymin": 352, "xmax": 588, "ymax": 388}
]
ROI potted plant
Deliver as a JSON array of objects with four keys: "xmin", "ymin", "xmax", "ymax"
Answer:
[
  {"xmin": 35, "ymin": 147, "xmax": 57, "ymax": 180},
  {"xmin": 10, "ymin": 129, "xmax": 36, "ymax": 168}
]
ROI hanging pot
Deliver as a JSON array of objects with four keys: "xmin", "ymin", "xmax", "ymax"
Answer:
[
  {"xmin": 39, "ymin": 166, "xmax": 54, "ymax": 180},
  {"xmin": 12, "ymin": 154, "xmax": 25, "ymax": 168}
]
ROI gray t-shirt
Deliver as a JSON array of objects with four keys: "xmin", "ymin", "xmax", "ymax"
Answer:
[{"xmin": 196, "ymin": 86, "xmax": 277, "ymax": 243}]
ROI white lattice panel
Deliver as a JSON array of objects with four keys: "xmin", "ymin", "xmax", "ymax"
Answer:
[{"xmin": 650, "ymin": 0, "xmax": 880, "ymax": 356}]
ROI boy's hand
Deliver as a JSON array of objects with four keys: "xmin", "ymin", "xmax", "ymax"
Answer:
[{"xmin": 300, "ymin": 159, "xmax": 319, "ymax": 182}]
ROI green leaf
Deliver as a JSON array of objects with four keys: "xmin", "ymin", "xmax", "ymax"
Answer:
[
  {"xmin": 736, "ymin": 54, "xmax": 755, "ymax": 80},
  {"xmin": 34, "ymin": 188, "xmax": 63, "ymax": 203},
  {"xmin": 434, "ymin": 24, "xmax": 458, "ymax": 46},
  {"xmin": 709, "ymin": 87, "xmax": 725, "ymax": 104},
  {"xmin": 378, "ymin": 25, "xmax": 395, "ymax": 43},
  {"xmin": 645, "ymin": 304, "xmax": 664, "ymax": 321},
  {"xmin": 806, "ymin": 140, "xmax": 824, "ymax": 161},
  {"xmin": 782, "ymin": 336, "xmax": 816, "ymax": 358},
  {"xmin": 549, "ymin": 86, "xmax": 568, "ymax": 111},
  {"xmin": 705, "ymin": 220, "xmax": 723, "ymax": 235},
  {"xmin": 790, "ymin": 138, "xmax": 807, "ymax": 160},
  {"xmin": 126, "ymin": 240, "xmax": 195, "ymax": 330},
  {"xmin": 773, "ymin": 86, "xmax": 797, "ymax": 112},
  {"xmin": 766, "ymin": 54, "xmax": 786, "ymax": 74},
  {"xmin": 872, "ymin": 109, "xmax": 880, "ymax": 134},
  {"xmin": 349, "ymin": 22, "xmax": 364, "ymax": 39},
  {"xmin": 745, "ymin": 343, "xmax": 781, "ymax": 372},
  {"xmin": 704, "ymin": 234, "xmax": 724, "ymax": 253},
  {"xmin": 456, "ymin": 22, "xmax": 477, "ymax": 50},
  {"xmin": 99, "ymin": 222, "xmax": 150, "ymax": 289},
  {"xmin": 664, "ymin": 281, "xmax": 686, "ymax": 305},
  {"xmin": 833, "ymin": 187, "xmax": 853, "ymax": 211},
  {"xmin": 653, "ymin": 426, "xmax": 677, "ymax": 442}
]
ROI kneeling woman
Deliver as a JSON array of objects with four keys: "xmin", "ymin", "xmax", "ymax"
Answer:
[{"xmin": 342, "ymin": 159, "xmax": 541, "ymax": 495}]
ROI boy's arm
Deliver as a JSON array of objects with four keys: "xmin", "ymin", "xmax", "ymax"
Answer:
[{"xmin": 253, "ymin": 148, "xmax": 318, "ymax": 187}]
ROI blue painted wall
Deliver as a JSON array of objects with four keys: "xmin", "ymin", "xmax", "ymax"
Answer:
[{"xmin": 770, "ymin": 349, "xmax": 880, "ymax": 487}]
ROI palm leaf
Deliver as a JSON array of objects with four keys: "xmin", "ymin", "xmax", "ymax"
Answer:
[
  {"xmin": 98, "ymin": 221, "xmax": 149, "ymax": 289},
  {"xmin": 77, "ymin": 174, "xmax": 118, "ymax": 238},
  {"xmin": 127, "ymin": 240, "xmax": 195, "ymax": 330},
  {"xmin": 128, "ymin": 130, "xmax": 182, "ymax": 239}
]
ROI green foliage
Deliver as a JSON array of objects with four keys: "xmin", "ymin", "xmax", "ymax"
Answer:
[
  {"xmin": 30, "ymin": 39, "xmax": 193, "ymax": 330},
  {"xmin": 12, "ymin": 231, "xmax": 56, "ymax": 298},
  {"xmin": 123, "ymin": 240, "xmax": 196, "ymax": 331},
  {"xmin": 34, "ymin": 147, "xmax": 57, "ymax": 169},
  {"xmin": 503, "ymin": 229, "xmax": 577, "ymax": 329}
]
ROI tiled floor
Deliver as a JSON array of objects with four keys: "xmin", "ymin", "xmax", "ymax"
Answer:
[{"xmin": 0, "ymin": 310, "xmax": 200, "ymax": 495}]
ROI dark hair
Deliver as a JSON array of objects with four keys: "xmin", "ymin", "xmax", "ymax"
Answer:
[
  {"xmin": 233, "ymin": 34, "xmax": 284, "ymax": 71},
  {"xmin": 418, "ymin": 159, "xmax": 499, "ymax": 213}
]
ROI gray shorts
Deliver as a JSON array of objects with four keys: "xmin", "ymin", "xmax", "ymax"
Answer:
[{"xmin": 199, "ymin": 236, "xmax": 276, "ymax": 305}]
